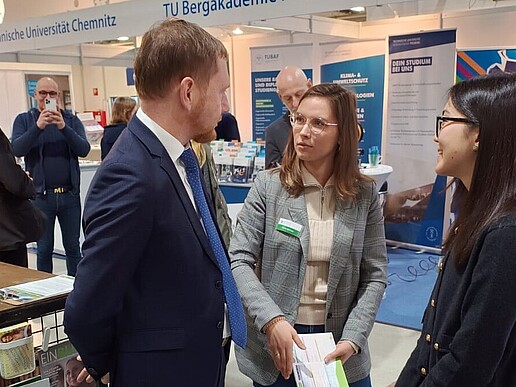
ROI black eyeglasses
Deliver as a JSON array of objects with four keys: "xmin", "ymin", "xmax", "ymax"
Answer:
[
  {"xmin": 289, "ymin": 113, "xmax": 338, "ymax": 135},
  {"xmin": 435, "ymin": 116, "xmax": 476, "ymax": 138},
  {"xmin": 37, "ymin": 90, "xmax": 58, "ymax": 97}
]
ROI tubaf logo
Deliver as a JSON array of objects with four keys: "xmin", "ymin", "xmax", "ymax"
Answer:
[{"xmin": 264, "ymin": 53, "xmax": 280, "ymax": 61}]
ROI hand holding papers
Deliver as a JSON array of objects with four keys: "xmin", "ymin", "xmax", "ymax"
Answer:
[{"xmin": 293, "ymin": 332, "xmax": 349, "ymax": 387}]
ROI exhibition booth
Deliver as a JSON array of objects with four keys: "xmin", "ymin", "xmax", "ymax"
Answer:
[
  {"xmin": 1, "ymin": 0, "xmax": 516, "ymax": 253},
  {"xmin": 3, "ymin": 1, "xmax": 516, "ymax": 385}
]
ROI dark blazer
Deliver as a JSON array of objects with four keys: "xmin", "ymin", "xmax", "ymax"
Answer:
[
  {"xmin": 397, "ymin": 213, "xmax": 516, "ymax": 386},
  {"xmin": 214, "ymin": 112, "xmax": 240, "ymax": 142},
  {"xmin": 0, "ymin": 128, "xmax": 36, "ymax": 251},
  {"xmin": 64, "ymin": 116, "xmax": 227, "ymax": 387},
  {"xmin": 264, "ymin": 113, "xmax": 291, "ymax": 169},
  {"xmin": 100, "ymin": 122, "xmax": 127, "ymax": 160}
]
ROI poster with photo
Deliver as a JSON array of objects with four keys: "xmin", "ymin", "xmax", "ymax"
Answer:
[{"xmin": 38, "ymin": 341, "xmax": 95, "ymax": 387}]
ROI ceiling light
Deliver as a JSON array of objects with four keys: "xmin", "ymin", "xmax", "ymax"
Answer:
[
  {"xmin": 350, "ymin": 6, "xmax": 365, "ymax": 12},
  {"xmin": 232, "ymin": 27, "xmax": 244, "ymax": 35},
  {"xmin": 245, "ymin": 24, "xmax": 276, "ymax": 31},
  {"xmin": 117, "ymin": 36, "xmax": 130, "ymax": 41}
]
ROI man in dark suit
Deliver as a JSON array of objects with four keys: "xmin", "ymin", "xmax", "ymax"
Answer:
[
  {"xmin": 64, "ymin": 18, "xmax": 245, "ymax": 387},
  {"xmin": 265, "ymin": 66, "xmax": 311, "ymax": 169}
]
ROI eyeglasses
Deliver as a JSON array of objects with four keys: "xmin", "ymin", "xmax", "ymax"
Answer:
[
  {"xmin": 289, "ymin": 113, "xmax": 338, "ymax": 135},
  {"xmin": 435, "ymin": 116, "xmax": 476, "ymax": 138},
  {"xmin": 37, "ymin": 90, "xmax": 58, "ymax": 97}
]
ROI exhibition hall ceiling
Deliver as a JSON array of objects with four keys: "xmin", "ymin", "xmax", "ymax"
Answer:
[
  {"xmin": 2, "ymin": 0, "xmax": 516, "ymax": 62},
  {"xmin": 4, "ymin": 0, "xmax": 516, "ymax": 26}
]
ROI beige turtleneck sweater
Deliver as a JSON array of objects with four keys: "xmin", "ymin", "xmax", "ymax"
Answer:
[{"xmin": 296, "ymin": 166, "xmax": 335, "ymax": 325}]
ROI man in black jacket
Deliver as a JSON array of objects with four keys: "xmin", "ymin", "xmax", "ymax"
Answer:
[{"xmin": 0, "ymin": 128, "xmax": 38, "ymax": 267}]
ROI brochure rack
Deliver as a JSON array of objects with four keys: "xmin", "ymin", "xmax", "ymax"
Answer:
[{"xmin": 0, "ymin": 263, "xmax": 69, "ymax": 386}]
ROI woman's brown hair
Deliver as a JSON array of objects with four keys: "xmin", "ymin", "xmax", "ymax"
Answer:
[{"xmin": 110, "ymin": 97, "xmax": 136, "ymax": 124}]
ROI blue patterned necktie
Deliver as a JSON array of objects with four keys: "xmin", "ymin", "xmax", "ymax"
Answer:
[{"xmin": 180, "ymin": 148, "xmax": 247, "ymax": 348}]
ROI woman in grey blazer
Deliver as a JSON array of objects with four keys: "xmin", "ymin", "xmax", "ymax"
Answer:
[{"xmin": 230, "ymin": 83, "xmax": 388, "ymax": 387}]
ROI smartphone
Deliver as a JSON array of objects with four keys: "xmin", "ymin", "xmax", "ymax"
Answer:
[{"xmin": 45, "ymin": 98, "xmax": 57, "ymax": 112}]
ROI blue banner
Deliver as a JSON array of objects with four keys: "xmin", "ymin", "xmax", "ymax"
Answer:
[
  {"xmin": 126, "ymin": 67, "xmax": 135, "ymax": 86},
  {"xmin": 251, "ymin": 68, "xmax": 312, "ymax": 141},
  {"xmin": 27, "ymin": 79, "xmax": 37, "ymax": 96},
  {"xmin": 389, "ymin": 30, "xmax": 457, "ymax": 55},
  {"xmin": 321, "ymin": 55, "xmax": 385, "ymax": 163}
]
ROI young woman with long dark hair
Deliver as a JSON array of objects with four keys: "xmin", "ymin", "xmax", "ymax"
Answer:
[{"xmin": 396, "ymin": 73, "xmax": 516, "ymax": 386}]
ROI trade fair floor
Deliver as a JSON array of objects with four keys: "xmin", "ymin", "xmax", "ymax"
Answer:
[{"xmin": 27, "ymin": 253, "xmax": 420, "ymax": 387}]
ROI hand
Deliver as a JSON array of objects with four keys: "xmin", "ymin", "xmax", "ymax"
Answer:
[
  {"xmin": 36, "ymin": 109, "xmax": 53, "ymax": 130},
  {"xmin": 76, "ymin": 355, "xmax": 110, "ymax": 384},
  {"xmin": 387, "ymin": 383, "xmax": 396, "ymax": 387},
  {"xmin": 266, "ymin": 320, "xmax": 306, "ymax": 380},
  {"xmin": 324, "ymin": 340, "xmax": 356, "ymax": 365},
  {"xmin": 51, "ymin": 108, "xmax": 65, "ymax": 130}
]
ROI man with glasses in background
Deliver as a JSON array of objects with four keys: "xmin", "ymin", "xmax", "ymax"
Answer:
[
  {"xmin": 11, "ymin": 76, "xmax": 90, "ymax": 276},
  {"xmin": 265, "ymin": 66, "xmax": 312, "ymax": 169}
]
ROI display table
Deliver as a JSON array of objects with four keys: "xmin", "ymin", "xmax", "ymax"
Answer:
[
  {"xmin": 0, "ymin": 263, "xmax": 68, "ymax": 329},
  {"xmin": 220, "ymin": 165, "xmax": 394, "ymax": 205},
  {"xmin": 219, "ymin": 182, "xmax": 252, "ymax": 204},
  {"xmin": 360, "ymin": 164, "xmax": 393, "ymax": 190}
]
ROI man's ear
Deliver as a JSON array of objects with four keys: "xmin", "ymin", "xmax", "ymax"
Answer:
[
  {"xmin": 307, "ymin": 79, "xmax": 313, "ymax": 88},
  {"xmin": 276, "ymin": 91, "xmax": 285, "ymax": 105},
  {"xmin": 178, "ymin": 77, "xmax": 195, "ymax": 111}
]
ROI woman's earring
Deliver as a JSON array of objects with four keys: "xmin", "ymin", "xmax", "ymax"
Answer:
[{"xmin": 473, "ymin": 143, "xmax": 479, "ymax": 152}]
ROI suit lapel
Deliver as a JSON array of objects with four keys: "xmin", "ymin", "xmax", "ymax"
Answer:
[
  {"xmin": 327, "ymin": 198, "xmax": 356, "ymax": 306},
  {"xmin": 128, "ymin": 118, "xmax": 219, "ymax": 267}
]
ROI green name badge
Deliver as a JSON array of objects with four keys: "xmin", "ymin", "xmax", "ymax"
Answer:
[{"xmin": 276, "ymin": 218, "xmax": 303, "ymax": 237}]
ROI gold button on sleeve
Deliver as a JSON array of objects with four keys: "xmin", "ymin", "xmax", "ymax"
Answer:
[
  {"xmin": 431, "ymin": 299, "xmax": 436, "ymax": 307},
  {"xmin": 433, "ymin": 343, "xmax": 439, "ymax": 351},
  {"xmin": 425, "ymin": 334, "xmax": 431, "ymax": 342},
  {"xmin": 421, "ymin": 367, "xmax": 427, "ymax": 376}
]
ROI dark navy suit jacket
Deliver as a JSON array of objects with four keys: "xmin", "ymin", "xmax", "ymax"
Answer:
[{"xmin": 64, "ymin": 116, "xmax": 227, "ymax": 386}]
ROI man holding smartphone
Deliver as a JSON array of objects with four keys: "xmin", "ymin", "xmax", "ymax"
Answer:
[{"xmin": 11, "ymin": 77, "xmax": 90, "ymax": 276}]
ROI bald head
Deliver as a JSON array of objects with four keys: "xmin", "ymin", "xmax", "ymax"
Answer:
[
  {"xmin": 36, "ymin": 77, "xmax": 58, "ymax": 90},
  {"xmin": 34, "ymin": 77, "xmax": 60, "ymax": 111},
  {"xmin": 276, "ymin": 66, "xmax": 312, "ymax": 113}
]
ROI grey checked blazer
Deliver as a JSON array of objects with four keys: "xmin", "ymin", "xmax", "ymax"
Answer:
[{"xmin": 230, "ymin": 170, "xmax": 387, "ymax": 385}]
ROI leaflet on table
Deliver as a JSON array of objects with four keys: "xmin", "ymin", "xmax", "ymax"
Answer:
[
  {"xmin": 232, "ymin": 156, "xmax": 253, "ymax": 183},
  {"xmin": 212, "ymin": 140, "xmax": 264, "ymax": 183},
  {"xmin": 251, "ymin": 152, "xmax": 265, "ymax": 182},
  {"xmin": 293, "ymin": 332, "xmax": 349, "ymax": 387},
  {"xmin": 0, "ymin": 275, "xmax": 74, "ymax": 305}
]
